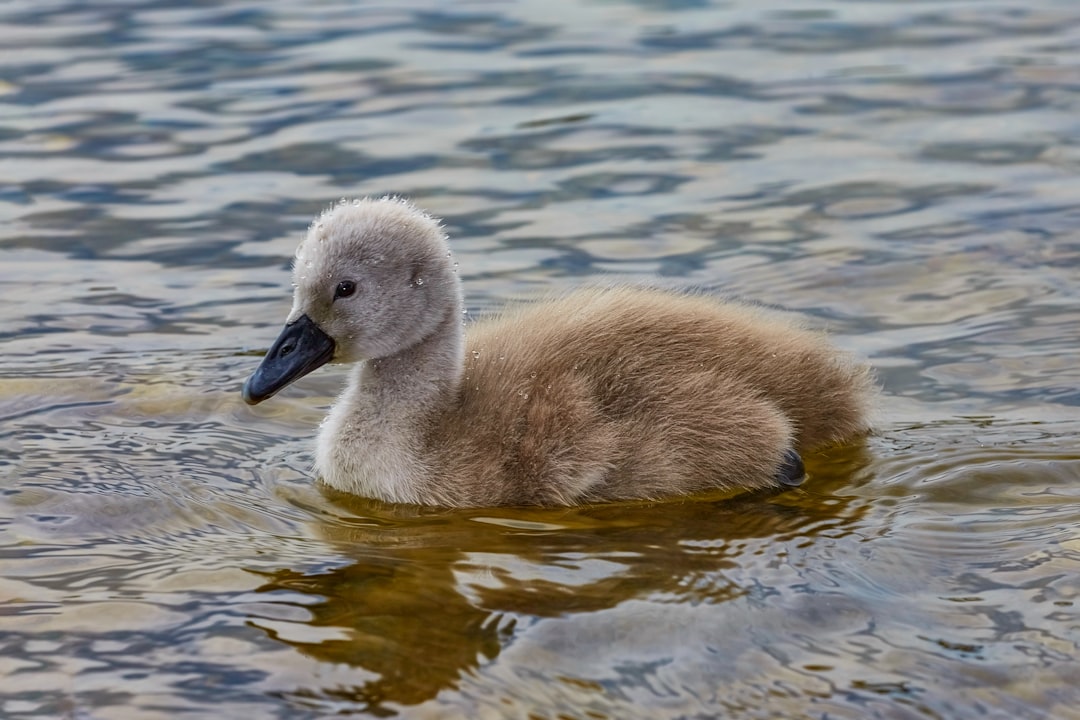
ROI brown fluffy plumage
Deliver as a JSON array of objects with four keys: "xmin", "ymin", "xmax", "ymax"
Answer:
[{"xmin": 242, "ymin": 198, "xmax": 876, "ymax": 507}]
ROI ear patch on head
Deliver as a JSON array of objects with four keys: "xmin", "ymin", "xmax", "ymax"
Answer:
[{"xmin": 410, "ymin": 265, "xmax": 425, "ymax": 287}]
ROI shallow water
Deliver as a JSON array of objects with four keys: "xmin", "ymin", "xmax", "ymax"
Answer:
[{"xmin": 2, "ymin": 0, "xmax": 1079, "ymax": 718}]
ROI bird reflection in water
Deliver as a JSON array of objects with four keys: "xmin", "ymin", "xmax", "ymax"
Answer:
[{"xmin": 251, "ymin": 445, "xmax": 873, "ymax": 714}]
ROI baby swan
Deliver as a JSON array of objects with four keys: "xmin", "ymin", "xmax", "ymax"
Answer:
[{"xmin": 242, "ymin": 197, "xmax": 875, "ymax": 507}]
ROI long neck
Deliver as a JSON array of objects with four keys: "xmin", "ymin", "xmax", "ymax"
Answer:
[
  {"xmin": 314, "ymin": 296, "xmax": 464, "ymax": 504},
  {"xmin": 365, "ymin": 302, "xmax": 464, "ymax": 410}
]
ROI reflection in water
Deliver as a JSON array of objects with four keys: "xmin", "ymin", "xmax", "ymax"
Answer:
[
  {"xmin": 259, "ymin": 557, "xmax": 504, "ymax": 709},
  {"xmin": 253, "ymin": 451, "xmax": 872, "ymax": 713}
]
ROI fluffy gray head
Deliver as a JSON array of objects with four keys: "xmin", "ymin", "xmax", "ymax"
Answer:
[{"xmin": 289, "ymin": 197, "xmax": 460, "ymax": 363}]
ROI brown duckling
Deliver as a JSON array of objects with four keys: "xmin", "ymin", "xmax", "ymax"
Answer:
[{"xmin": 242, "ymin": 197, "xmax": 876, "ymax": 507}]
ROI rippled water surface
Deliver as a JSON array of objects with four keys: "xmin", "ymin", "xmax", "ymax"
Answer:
[{"xmin": 3, "ymin": 0, "xmax": 1080, "ymax": 718}]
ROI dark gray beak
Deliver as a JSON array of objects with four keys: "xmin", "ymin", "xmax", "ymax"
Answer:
[{"xmin": 242, "ymin": 314, "xmax": 335, "ymax": 405}]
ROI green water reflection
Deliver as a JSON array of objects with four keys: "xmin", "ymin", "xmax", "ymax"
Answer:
[{"xmin": 254, "ymin": 447, "xmax": 872, "ymax": 712}]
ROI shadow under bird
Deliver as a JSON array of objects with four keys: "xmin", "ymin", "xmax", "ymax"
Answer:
[{"xmin": 242, "ymin": 197, "xmax": 876, "ymax": 507}]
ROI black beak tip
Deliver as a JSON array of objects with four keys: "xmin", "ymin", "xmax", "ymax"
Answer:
[
  {"xmin": 241, "ymin": 377, "xmax": 263, "ymax": 405},
  {"xmin": 240, "ymin": 314, "xmax": 335, "ymax": 407}
]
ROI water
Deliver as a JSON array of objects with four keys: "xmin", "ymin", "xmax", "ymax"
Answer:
[{"xmin": 2, "ymin": 0, "xmax": 1079, "ymax": 717}]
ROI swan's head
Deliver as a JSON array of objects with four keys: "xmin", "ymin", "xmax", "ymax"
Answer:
[{"xmin": 242, "ymin": 197, "xmax": 459, "ymax": 405}]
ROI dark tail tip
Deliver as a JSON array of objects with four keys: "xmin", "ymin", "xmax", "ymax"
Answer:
[{"xmin": 775, "ymin": 448, "xmax": 806, "ymax": 487}]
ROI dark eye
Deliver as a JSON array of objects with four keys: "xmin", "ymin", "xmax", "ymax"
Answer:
[{"xmin": 334, "ymin": 280, "xmax": 356, "ymax": 299}]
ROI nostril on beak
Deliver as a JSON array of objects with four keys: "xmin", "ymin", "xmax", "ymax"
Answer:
[{"xmin": 280, "ymin": 343, "xmax": 294, "ymax": 357}]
